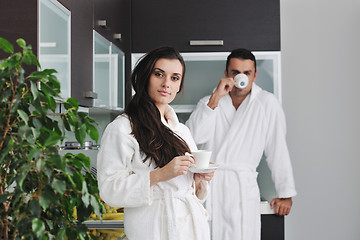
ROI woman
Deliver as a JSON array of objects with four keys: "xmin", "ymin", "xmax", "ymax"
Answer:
[{"xmin": 97, "ymin": 46, "xmax": 214, "ymax": 240}]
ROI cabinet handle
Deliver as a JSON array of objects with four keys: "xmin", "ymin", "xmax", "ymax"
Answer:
[
  {"xmin": 189, "ymin": 40, "xmax": 224, "ymax": 46},
  {"xmin": 83, "ymin": 91, "xmax": 98, "ymax": 99},
  {"xmin": 97, "ymin": 20, "xmax": 110, "ymax": 31},
  {"xmin": 114, "ymin": 33, "xmax": 122, "ymax": 41}
]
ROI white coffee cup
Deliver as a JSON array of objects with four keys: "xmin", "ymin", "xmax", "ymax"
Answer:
[
  {"xmin": 234, "ymin": 73, "xmax": 249, "ymax": 89},
  {"xmin": 191, "ymin": 150, "xmax": 212, "ymax": 169}
]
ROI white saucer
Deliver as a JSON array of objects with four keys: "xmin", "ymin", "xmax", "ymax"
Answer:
[{"xmin": 189, "ymin": 163, "xmax": 219, "ymax": 173}]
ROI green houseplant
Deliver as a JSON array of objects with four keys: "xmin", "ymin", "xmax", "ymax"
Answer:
[{"xmin": 0, "ymin": 38, "xmax": 103, "ymax": 239}]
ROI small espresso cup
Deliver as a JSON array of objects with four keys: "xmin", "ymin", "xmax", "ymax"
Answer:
[{"xmin": 191, "ymin": 150, "xmax": 212, "ymax": 169}]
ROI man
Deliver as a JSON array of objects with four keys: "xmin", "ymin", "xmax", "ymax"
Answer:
[{"xmin": 186, "ymin": 48, "xmax": 297, "ymax": 240}]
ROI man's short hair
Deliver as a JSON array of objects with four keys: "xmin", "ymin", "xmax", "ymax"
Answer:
[{"xmin": 226, "ymin": 48, "xmax": 257, "ymax": 73}]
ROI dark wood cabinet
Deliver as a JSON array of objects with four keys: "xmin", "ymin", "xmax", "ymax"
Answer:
[
  {"xmin": 0, "ymin": 0, "xmax": 132, "ymax": 107},
  {"xmin": 261, "ymin": 215, "xmax": 284, "ymax": 240},
  {"xmin": 0, "ymin": 0, "xmax": 38, "ymax": 73},
  {"xmin": 131, "ymin": 0, "xmax": 280, "ymax": 53},
  {"xmin": 93, "ymin": 0, "xmax": 132, "ymax": 105},
  {"xmin": 70, "ymin": 0, "xmax": 94, "ymax": 107}
]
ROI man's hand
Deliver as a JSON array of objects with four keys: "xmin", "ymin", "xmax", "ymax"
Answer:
[
  {"xmin": 270, "ymin": 197, "xmax": 293, "ymax": 216},
  {"xmin": 207, "ymin": 78, "xmax": 234, "ymax": 109}
]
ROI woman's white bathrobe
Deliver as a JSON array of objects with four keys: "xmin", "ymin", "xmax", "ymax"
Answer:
[
  {"xmin": 186, "ymin": 83, "xmax": 297, "ymax": 240},
  {"xmin": 97, "ymin": 106, "xmax": 210, "ymax": 240}
]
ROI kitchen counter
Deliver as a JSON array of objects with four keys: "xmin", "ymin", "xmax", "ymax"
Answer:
[{"xmin": 84, "ymin": 201, "xmax": 275, "ymax": 230}]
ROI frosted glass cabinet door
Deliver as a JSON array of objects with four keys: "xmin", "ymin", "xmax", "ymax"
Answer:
[
  {"xmin": 93, "ymin": 32, "xmax": 111, "ymax": 108},
  {"xmin": 39, "ymin": 0, "xmax": 71, "ymax": 100},
  {"xmin": 93, "ymin": 31, "xmax": 125, "ymax": 109},
  {"xmin": 132, "ymin": 51, "xmax": 281, "ymax": 114},
  {"xmin": 111, "ymin": 45, "xmax": 125, "ymax": 109}
]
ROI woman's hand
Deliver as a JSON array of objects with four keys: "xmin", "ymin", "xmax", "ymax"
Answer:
[
  {"xmin": 150, "ymin": 155, "xmax": 195, "ymax": 186},
  {"xmin": 194, "ymin": 170, "xmax": 215, "ymax": 194}
]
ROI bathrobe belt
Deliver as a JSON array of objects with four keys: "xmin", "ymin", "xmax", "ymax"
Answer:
[
  {"xmin": 153, "ymin": 189, "xmax": 206, "ymax": 240},
  {"xmin": 213, "ymin": 166, "xmax": 259, "ymax": 240}
]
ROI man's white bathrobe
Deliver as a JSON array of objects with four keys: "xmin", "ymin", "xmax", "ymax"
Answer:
[
  {"xmin": 97, "ymin": 106, "xmax": 210, "ymax": 240},
  {"xmin": 186, "ymin": 83, "xmax": 297, "ymax": 240}
]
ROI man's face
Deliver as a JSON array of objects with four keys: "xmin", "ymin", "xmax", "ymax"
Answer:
[{"xmin": 225, "ymin": 58, "xmax": 257, "ymax": 98}]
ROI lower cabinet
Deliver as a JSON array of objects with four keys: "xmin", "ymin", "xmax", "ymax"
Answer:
[{"xmin": 261, "ymin": 215, "xmax": 284, "ymax": 240}]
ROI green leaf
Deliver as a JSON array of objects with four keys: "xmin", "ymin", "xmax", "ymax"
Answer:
[
  {"xmin": 39, "ymin": 191, "xmax": 56, "ymax": 210},
  {"xmin": 90, "ymin": 195, "xmax": 103, "ymax": 218},
  {"xmin": 31, "ymin": 127, "xmax": 41, "ymax": 140},
  {"xmin": 61, "ymin": 115, "xmax": 71, "ymax": 131},
  {"xmin": 51, "ymin": 178, "xmax": 66, "ymax": 194},
  {"xmin": 81, "ymin": 181, "xmax": 90, "ymax": 207},
  {"xmin": 57, "ymin": 229, "xmax": 66, "ymax": 239},
  {"xmin": 0, "ymin": 37, "xmax": 14, "ymax": 53},
  {"xmin": 32, "ymin": 218, "xmax": 45, "ymax": 237},
  {"xmin": 64, "ymin": 97, "xmax": 79, "ymax": 111},
  {"xmin": 87, "ymin": 124, "xmax": 99, "ymax": 142},
  {"xmin": 74, "ymin": 153, "xmax": 90, "ymax": 168},
  {"xmin": 30, "ymin": 81, "xmax": 39, "ymax": 99},
  {"xmin": 32, "ymin": 118, "xmax": 42, "ymax": 129},
  {"xmin": 29, "ymin": 198, "xmax": 42, "ymax": 216},
  {"xmin": 16, "ymin": 38, "xmax": 26, "ymax": 48},
  {"xmin": 75, "ymin": 124, "xmax": 86, "ymax": 146},
  {"xmin": 28, "ymin": 148, "xmax": 41, "ymax": 161},
  {"xmin": 17, "ymin": 109, "xmax": 29, "ymax": 125},
  {"xmin": 18, "ymin": 125, "xmax": 33, "ymax": 143},
  {"xmin": 42, "ymin": 128, "xmax": 61, "ymax": 146}
]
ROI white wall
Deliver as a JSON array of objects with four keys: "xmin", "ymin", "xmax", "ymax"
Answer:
[{"xmin": 280, "ymin": 0, "xmax": 360, "ymax": 239}]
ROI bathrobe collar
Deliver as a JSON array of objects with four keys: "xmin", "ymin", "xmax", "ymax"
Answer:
[{"xmin": 161, "ymin": 105, "xmax": 179, "ymax": 130}]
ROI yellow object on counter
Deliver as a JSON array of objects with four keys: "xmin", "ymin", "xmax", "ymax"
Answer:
[{"xmin": 102, "ymin": 212, "xmax": 124, "ymax": 220}]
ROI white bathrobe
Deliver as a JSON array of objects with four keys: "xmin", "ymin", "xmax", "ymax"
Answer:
[
  {"xmin": 97, "ymin": 105, "xmax": 210, "ymax": 240},
  {"xmin": 186, "ymin": 83, "xmax": 297, "ymax": 240}
]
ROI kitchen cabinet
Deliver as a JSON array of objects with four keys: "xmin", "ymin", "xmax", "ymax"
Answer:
[
  {"xmin": 0, "ymin": 0, "xmax": 130, "ymax": 108},
  {"xmin": 0, "ymin": 0, "xmax": 38, "ymax": 73},
  {"xmin": 39, "ymin": 0, "xmax": 71, "ymax": 99},
  {"xmin": 261, "ymin": 215, "xmax": 284, "ymax": 240},
  {"xmin": 93, "ymin": 0, "xmax": 132, "ymax": 105},
  {"xmin": 131, "ymin": 0, "xmax": 280, "ymax": 53},
  {"xmin": 93, "ymin": 31, "xmax": 125, "ymax": 110}
]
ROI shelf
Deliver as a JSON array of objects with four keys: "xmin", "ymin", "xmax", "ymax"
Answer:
[{"xmin": 83, "ymin": 220, "xmax": 124, "ymax": 229}]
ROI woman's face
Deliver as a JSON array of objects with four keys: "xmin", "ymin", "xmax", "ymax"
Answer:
[{"xmin": 148, "ymin": 58, "xmax": 183, "ymax": 112}]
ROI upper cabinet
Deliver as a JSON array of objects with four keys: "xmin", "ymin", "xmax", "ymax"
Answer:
[
  {"xmin": 0, "ymin": 0, "xmax": 130, "ymax": 108},
  {"xmin": 93, "ymin": 0, "xmax": 132, "ymax": 106},
  {"xmin": 93, "ymin": 0, "xmax": 131, "ymax": 53},
  {"xmin": 131, "ymin": 0, "xmax": 280, "ymax": 53},
  {"xmin": 93, "ymin": 31, "xmax": 125, "ymax": 110},
  {"xmin": 39, "ymin": 0, "xmax": 71, "ymax": 100}
]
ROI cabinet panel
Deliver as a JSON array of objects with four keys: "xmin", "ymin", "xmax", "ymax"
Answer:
[
  {"xmin": 261, "ymin": 215, "xmax": 284, "ymax": 240},
  {"xmin": 93, "ymin": 0, "xmax": 132, "ymax": 106},
  {"xmin": 131, "ymin": 0, "xmax": 280, "ymax": 52},
  {"xmin": 71, "ymin": 0, "xmax": 94, "ymax": 106},
  {"xmin": 0, "ymin": 0, "xmax": 37, "ymax": 73}
]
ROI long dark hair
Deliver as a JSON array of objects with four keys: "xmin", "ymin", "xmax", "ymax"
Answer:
[{"xmin": 124, "ymin": 46, "xmax": 191, "ymax": 168}]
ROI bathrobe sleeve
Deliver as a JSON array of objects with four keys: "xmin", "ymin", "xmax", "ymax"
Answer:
[
  {"xmin": 263, "ymin": 94, "xmax": 297, "ymax": 198},
  {"xmin": 97, "ymin": 117, "xmax": 152, "ymax": 208},
  {"xmin": 186, "ymin": 96, "xmax": 217, "ymax": 145}
]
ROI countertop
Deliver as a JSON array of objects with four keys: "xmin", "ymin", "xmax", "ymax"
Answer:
[{"xmin": 84, "ymin": 201, "xmax": 275, "ymax": 229}]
